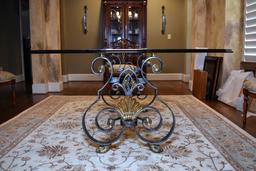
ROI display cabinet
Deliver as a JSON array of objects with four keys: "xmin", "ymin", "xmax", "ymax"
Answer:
[{"xmin": 103, "ymin": 0, "xmax": 147, "ymax": 48}]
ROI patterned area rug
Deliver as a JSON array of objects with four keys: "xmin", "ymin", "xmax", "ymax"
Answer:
[{"xmin": 0, "ymin": 95, "xmax": 255, "ymax": 171}]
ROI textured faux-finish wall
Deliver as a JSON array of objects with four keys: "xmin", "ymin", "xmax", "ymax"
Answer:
[
  {"xmin": 222, "ymin": 0, "xmax": 244, "ymax": 85},
  {"xmin": 0, "ymin": 0, "xmax": 22, "ymax": 75},
  {"xmin": 191, "ymin": 0, "xmax": 244, "ymax": 86},
  {"xmin": 61, "ymin": 0, "xmax": 187, "ymax": 74},
  {"xmin": 29, "ymin": 0, "xmax": 62, "ymax": 93}
]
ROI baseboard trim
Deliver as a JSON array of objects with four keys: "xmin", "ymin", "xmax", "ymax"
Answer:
[
  {"xmin": 33, "ymin": 74, "xmax": 190, "ymax": 94},
  {"xmin": 63, "ymin": 74, "xmax": 103, "ymax": 82},
  {"xmin": 63, "ymin": 75, "xmax": 68, "ymax": 83},
  {"xmin": 32, "ymin": 83, "xmax": 48, "ymax": 94},
  {"xmin": 147, "ymin": 73, "xmax": 182, "ymax": 80},
  {"xmin": 15, "ymin": 74, "xmax": 25, "ymax": 83},
  {"xmin": 48, "ymin": 82, "xmax": 63, "ymax": 92},
  {"xmin": 63, "ymin": 73, "xmax": 190, "ymax": 82},
  {"xmin": 189, "ymin": 80, "xmax": 193, "ymax": 91},
  {"xmin": 32, "ymin": 81, "xmax": 63, "ymax": 94},
  {"xmin": 182, "ymin": 74, "xmax": 190, "ymax": 82}
]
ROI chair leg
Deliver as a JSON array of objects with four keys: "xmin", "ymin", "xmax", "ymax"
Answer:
[
  {"xmin": 11, "ymin": 80, "xmax": 16, "ymax": 105},
  {"xmin": 243, "ymin": 94, "xmax": 248, "ymax": 128}
]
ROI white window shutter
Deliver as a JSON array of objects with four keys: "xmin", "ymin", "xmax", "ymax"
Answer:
[{"xmin": 244, "ymin": 0, "xmax": 256, "ymax": 61}]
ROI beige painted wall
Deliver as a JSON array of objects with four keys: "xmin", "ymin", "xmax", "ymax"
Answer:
[
  {"xmin": 147, "ymin": 0, "xmax": 187, "ymax": 73},
  {"xmin": 61, "ymin": 0, "xmax": 103, "ymax": 74},
  {"xmin": 61, "ymin": 0, "xmax": 187, "ymax": 74}
]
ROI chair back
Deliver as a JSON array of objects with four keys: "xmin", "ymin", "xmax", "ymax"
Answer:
[
  {"xmin": 241, "ymin": 62, "xmax": 256, "ymax": 77},
  {"xmin": 110, "ymin": 39, "xmax": 138, "ymax": 65},
  {"xmin": 111, "ymin": 39, "xmax": 137, "ymax": 49}
]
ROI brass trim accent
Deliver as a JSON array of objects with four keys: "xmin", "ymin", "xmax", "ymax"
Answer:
[
  {"xmin": 115, "ymin": 97, "xmax": 142, "ymax": 120},
  {"xmin": 96, "ymin": 145, "xmax": 110, "ymax": 153}
]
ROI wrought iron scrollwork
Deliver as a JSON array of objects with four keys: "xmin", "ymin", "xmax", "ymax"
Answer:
[{"xmin": 82, "ymin": 53, "xmax": 175, "ymax": 153}]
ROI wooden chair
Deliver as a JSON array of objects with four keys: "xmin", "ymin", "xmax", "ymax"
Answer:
[
  {"xmin": 243, "ymin": 88, "xmax": 256, "ymax": 128},
  {"xmin": 104, "ymin": 38, "xmax": 145, "ymax": 82},
  {"xmin": 111, "ymin": 38, "xmax": 137, "ymax": 49},
  {"xmin": 241, "ymin": 62, "xmax": 256, "ymax": 128}
]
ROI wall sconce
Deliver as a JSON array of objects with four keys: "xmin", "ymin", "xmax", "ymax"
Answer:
[
  {"xmin": 82, "ymin": 5, "xmax": 87, "ymax": 34},
  {"xmin": 161, "ymin": 6, "xmax": 166, "ymax": 35}
]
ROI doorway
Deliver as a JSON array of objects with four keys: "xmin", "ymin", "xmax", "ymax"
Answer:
[{"xmin": 20, "ymin": 0, "xmax": 32, "ymax": 92}]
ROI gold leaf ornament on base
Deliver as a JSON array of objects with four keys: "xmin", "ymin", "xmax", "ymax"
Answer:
[{"xmin": 115, "ymin": 97, "xmax": 142, "ymax": 121}]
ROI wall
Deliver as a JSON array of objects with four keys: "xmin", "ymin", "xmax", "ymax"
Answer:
[
  {"xmin": 61, "ymin": 0, "xmax": 103, "ymax": 74},
  {"xmin": 191, "ymin": 0, "xmax": 227, "ymax": 48},
  {"xmin": 185, "ymin": 0, "xmax": 192, "ymax": 76},
  {"xmin": 147, "ymin": 0, "xmax": 187, "ymax": 73},
  {"xmin": 0, "ymin": 0, "xmax": 22, "ymax": 75},
  {"xmin": 61, "ymin": 0, "xmax": 187, "ymax": 74},
  {"xmin": 30, "ymin": 0, "xmax": 63, "ymax": 93},
  {"xmin": 191, "ymin": 0, "xmax": 226, "ymax": 52},
  {"xmin": 205, "ymin": 0, "xmax": 226, "ymax": 50},
  {"xmin": 222, "ymin": 0, "xmax": 244, "ymax": 84},
  {"xmin": 191, "ymin": 0, "xmax": 226, "ymax": 84},
  {"xmin": 191, "ymin": 0, "xmax": 244, "ymax": 86}
]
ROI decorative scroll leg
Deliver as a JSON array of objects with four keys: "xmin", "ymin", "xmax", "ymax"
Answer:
[
  {"xmin": 82, "ymin": 54, "xmax": 176, "ymax": 154},
  {"xmin": 96, "ymin": 145, "xmax": 111, "ymax": 153},
  {"xmin": 148, "ymin": 144, "xmax": 163, "ymax": 153}
]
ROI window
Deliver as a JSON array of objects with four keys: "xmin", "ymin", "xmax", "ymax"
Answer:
[{"xmin": 244, "ymin": 0, "xmax": 256, "ymax": 62}]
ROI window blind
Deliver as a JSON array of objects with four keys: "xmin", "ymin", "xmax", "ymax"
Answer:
[{"xmin": 244, "ymin": 0, "xmax": 256, "ymax": 61}]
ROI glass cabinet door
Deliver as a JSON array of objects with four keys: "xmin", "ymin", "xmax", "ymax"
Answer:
[
  {"xmin": 104, "ymin": 1, "xmax": 146, "ymax": 48},
  {"xmin": 109, "ymin": 6, "xmax": 124, "ymax": 43},
  {"xmin": 127, "ymin": 6, "xmax": 141, "ymax": 47}
]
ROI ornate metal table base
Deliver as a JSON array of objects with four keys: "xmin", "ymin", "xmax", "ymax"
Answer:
[{"xmin": 82, "ymin": 53, "xmax": 175, "ymax": 153}]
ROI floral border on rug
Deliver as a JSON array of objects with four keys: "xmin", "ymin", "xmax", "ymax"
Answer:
[
  {"xmin": 0, "ymin": 96, "xmax": 96, "ymax": 158},
  {"xmin": 161, "ymin": 95, "xmax": 256, "ymax": 171}
]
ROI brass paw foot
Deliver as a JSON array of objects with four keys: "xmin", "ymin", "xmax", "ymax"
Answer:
[
  {"xmin": 96, "ymin": 145, "xmax": 110, "ymax": 153},
  {"xmin": 148, "ymin": 144, "xmax": 163, "ymax": 153}
]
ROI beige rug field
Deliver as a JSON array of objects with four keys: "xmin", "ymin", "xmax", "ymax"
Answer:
[{"xmin": 0, "ymin": 95, "xmax": 255, "ymax": 171}]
